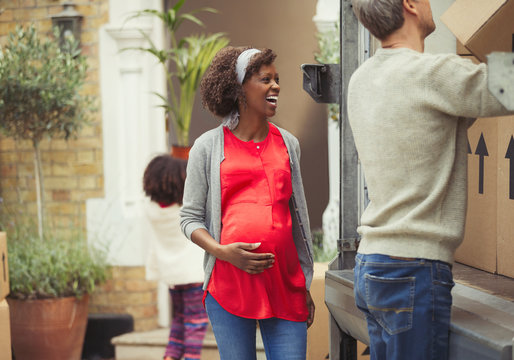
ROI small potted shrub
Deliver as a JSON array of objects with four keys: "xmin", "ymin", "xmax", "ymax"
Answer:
[{"xmin": 1, "ymin": 209, "xmax": 108, "ymax": 359}]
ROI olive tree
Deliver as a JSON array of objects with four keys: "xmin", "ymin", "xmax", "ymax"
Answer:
[{"xmin": 0, "ymin": 25, "xmax": 93, "ymax": 238}]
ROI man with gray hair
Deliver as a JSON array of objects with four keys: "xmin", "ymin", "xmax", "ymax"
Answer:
[{"xmin": 347, "ymin": 0, "xmax": 514, "ymax": 359}]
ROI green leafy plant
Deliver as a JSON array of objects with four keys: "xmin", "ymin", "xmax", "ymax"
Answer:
[
  {"xmin": 0, "ymin": 25, "xmax": 94, "ymax": 238},
  {"xmin": 128, "ymin": 1, "xmax": 229, "ymax": 146},
  {"xmin": 314, "ymin": 22, "xmax": 340, "ymax": 122},
  {"xmin": 312, "ymin": 228, "xmax": 338, "ymax": 263},
  {"xmin": 1, "ymin": 205, "xmax": 109, "ymax": 300}
]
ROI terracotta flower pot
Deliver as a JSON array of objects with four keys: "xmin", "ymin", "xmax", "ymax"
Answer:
[
  {"xmin": 171, "ymin": 145, "xmax": 191, "ymax": 160},
  {"xmin": 8, "ymin": 295, "xmax": 89, "ymax": 360}
]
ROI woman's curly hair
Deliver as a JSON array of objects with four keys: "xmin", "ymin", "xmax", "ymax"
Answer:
[
  {"xmin": 200, "ymin": 46, "xmax": 277, "ymax": 118},
  {"xmin": 143, "ymin": 154, "xmax": 187, "ymax": 206}
]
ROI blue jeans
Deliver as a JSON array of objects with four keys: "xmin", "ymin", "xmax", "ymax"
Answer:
[
  {"xmin": 354, "ymin": 253, "xmax": 454, "ymax": 360},
  {"xmin": 204, "ymin": 292, "xmax": 307, "ymax": 360}
]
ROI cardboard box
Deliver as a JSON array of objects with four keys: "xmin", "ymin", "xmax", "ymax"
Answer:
[
  {"xmin": 0, "ymin": 300, "xmax": 12, "ymax": 360},
  {"xmin": 0, "ymin": 233, "xmax": 9, "ymax": 301},
  {"xmin": 441, "ymin": 0, "xmax": 514, "ymax": 62},
  {"xmin": 309, "ymin": 262, "xmax": 370, "ymax": 359},
  {"xmin": 456, "ymin": 40, "xmax": 472, "ymax": 56},
  {"xmin": 497, "ymin": 116, "xmax": 514, "ymax": 278},
  {"xmin": 306, "ymin": 262, "xmax": 370, "ymax": 359},
  {"xmin": 443, "ymin": 1, "xmax": 514, "ymax": 277},
  {"xmin": 358, "ymin": 341, "xmax": 370, "ymax": 360},
  {"xmin": 307, "ymin": 262, "xmax": 329, "ymax": 360},
  {"xmin": 460, "ymin": 117, "xmax": 499, "ymax": 273},
  {"xmin": 460, "ymin": 115, "xmax": 514, "ymax": 278}
]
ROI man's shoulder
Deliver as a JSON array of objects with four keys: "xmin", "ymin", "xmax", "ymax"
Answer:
[
  {"xmin": 364, "ymin": 49, "xmax": 463, "ymax": 65},
  {"xmin": 402, "ymin": 50, "xmax": 481, "ymax": 73},
  {"xmin": 421, "ymin": 51, "xmax": 473, "ymax": 65},
  {"xmin": 351, "ymin": 50, "xmax": 476, "ymax": 82}
]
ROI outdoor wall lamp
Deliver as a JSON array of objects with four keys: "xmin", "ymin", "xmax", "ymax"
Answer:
[{"xmin": 51, "ymin": 2, "xmax": 83, "ymax": 48}]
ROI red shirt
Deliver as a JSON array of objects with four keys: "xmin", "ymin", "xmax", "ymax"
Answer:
[{"xmin": 207, "ymin": 123, "xmax": 308, "ymax": 321}]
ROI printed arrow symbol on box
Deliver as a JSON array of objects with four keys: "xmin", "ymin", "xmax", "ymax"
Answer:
[
  {"xmin": 475, "ymin": 133, "xmax": 489, "ymax": 194},
  {"xmin": 506, "ymin": 135, "xmax": 514, "ymax": 200}
]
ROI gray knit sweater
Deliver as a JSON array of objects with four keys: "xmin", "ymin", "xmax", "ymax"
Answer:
[
  {"xmin": 180, "ymin": 123, "xmax": 314, "ymax": 290},
  {"xmin": 348, "ymin": 47, "xmax": 513, "ymax": 264}
]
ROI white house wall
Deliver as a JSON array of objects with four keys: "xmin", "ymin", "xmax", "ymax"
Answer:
[{"xmin": 87, "ymin": 0, "xmax": 167, "ymax": 267}]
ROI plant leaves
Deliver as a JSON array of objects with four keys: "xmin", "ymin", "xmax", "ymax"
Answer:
[{"xmin": 123, "ymin": 5, "xmax": 229, "ymax": 146}]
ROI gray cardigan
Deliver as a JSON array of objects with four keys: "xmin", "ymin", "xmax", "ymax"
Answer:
[{"xmin": 180, "ymin": 123, "xmax": 314, "ymax": 290}]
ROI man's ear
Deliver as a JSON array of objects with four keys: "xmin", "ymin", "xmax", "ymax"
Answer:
[{"xmin": 403, "ymin": 0, "xmax": 418, "ymax": 16}]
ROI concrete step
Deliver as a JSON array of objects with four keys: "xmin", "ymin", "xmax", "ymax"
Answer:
[{"xmin": 112, "ymin": 326, "xmax": 266, "ymax": 360}]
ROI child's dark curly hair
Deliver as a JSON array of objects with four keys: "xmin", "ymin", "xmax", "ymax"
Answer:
[
  {"xmin": 143, "ymin": 154, "xmax": 187, "ymax": 206},
  {"xmin": 200, "ymin": 46, "xmax": 277, "ymax": 118}
]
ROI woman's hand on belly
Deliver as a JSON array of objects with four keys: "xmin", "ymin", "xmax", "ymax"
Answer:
[{"xmin": 218, "ymin": 242, "xmax": 275, "ymax": 274}]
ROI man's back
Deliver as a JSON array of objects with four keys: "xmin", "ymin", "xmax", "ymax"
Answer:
[{"xmin": 348, "ymin": 47, "xmax": 510, "ymax": 264}]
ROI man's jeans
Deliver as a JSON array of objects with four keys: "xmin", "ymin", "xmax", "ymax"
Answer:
[
  {"xmin": 354, "ymin": 253, "xmax": 454, "ymax": 360},
  {"xmin": 205, "ymin": 292, "xmax": 307, "ymax": 360}
]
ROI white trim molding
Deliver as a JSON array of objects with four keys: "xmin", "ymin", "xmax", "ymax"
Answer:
[{"xmin": 87, "ymin": 0, "xmax": 166, "ymax": 266}]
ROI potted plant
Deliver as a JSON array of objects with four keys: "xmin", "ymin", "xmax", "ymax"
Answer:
[
  {"xmin": 1, "ymin": 210, "xmax": 108, "ymax": 359},
  {"xmin": 128, "ymin": 0, "xmax": 229, "ymax": 156},
  {"xmin": 0, "ymin": 25, "xmax": 93, "ymax": 239},
  {"xmin": 314, "ymin": 22, "xmax": 340, "ymax": 123},
  {"xmin": 0, "ymin": 25, "xmax": 107, "ymax": 359}
]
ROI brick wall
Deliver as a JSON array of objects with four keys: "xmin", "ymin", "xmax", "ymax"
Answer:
[
  {"xmin": 0, "ymin": 1, "xmax": 160, "ymax": 332},
  {"xmin": 89, "ymin": 266, "xmax": 159, "ymax": 332}
]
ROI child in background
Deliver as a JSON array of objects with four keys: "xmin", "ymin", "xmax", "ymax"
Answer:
[{"xmin": 143, "ymin": 154, "xmax": 207, "ymax": 360}]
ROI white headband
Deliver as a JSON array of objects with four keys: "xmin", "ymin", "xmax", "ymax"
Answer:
[{"xmin": 236, "ymin": 48, "xmax": 261, "ymax": 84}]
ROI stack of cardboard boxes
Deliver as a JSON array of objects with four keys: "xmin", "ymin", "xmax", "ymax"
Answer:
[
  {"xmin": 442, "ymin": 0, "xmax": 514, "ymax": 278},
  {"xmin": 0, "ymin": 232, "xmax": 12, "ymax": 358},
  {"xmin": 306, "ymin": 262, "xmax": 370, "ymax": 360}
]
